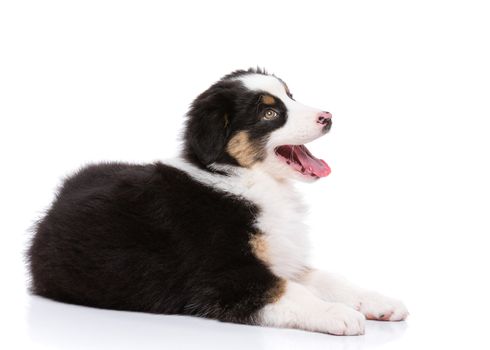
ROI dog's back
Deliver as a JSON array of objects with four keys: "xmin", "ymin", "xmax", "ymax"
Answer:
[{"xmin": 28, "ymin": 162, "xmax": 280, "ymax": 322}]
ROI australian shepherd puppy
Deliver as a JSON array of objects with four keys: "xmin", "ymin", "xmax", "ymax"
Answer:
[{"xmin": 28, "ymin": 68, "xmax": 408, "ymax": 335}]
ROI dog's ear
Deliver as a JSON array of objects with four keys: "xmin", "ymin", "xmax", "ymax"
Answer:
[{"xmin": 184, "ymin": 81, "xmax": 238, "ymax": 166}]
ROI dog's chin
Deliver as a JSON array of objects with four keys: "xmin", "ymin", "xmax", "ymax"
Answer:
[{"xmin": 289, "ymin": 169, "xmax": 320, "ymax": 183}]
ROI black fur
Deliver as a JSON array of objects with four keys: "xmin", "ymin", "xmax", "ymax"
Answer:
[
  {"xmin": 28, "ymin": 162, "xmax": 280, "ymax": 323},
  {"xmin": 27, "ymin": 69, "xmax": 292, "ymax": 325}
]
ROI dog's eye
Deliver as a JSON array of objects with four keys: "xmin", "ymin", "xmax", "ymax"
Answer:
[{"xmin": 263, "ymin": 109, "xmax": 279, "ymax": 120}]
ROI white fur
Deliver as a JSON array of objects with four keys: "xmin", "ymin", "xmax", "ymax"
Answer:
[
  {"xmin": 301, "ymin": 270, "xmax": 409, "ymax": 321},
  {"xmin": 259, "ymin": 281, "xmax": 365, "ymax": 335}
]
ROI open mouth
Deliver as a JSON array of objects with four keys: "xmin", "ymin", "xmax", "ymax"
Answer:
[{"xmin": 274, "ymin": 145, "xmax": 331, "ymax": 178}]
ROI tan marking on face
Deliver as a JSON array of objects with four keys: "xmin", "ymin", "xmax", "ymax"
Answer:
[
  {"xmin": 261, "ymin": 95, "xmax": 276, "ymax": 105},
  {"xmin": 226, "ymin": 131, "xmax": 264, "ymax": 167}
]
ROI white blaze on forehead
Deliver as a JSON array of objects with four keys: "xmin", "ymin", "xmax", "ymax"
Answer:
[
  {"xmin": 238, "ymin": 74, "xmax": 290, "ymax": 101},
  {"xmin": 237, "ymin": 73, "xmax": 318, "ymax": 115}
]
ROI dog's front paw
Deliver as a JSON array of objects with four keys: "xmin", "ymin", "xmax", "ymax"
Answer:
[
  {"xmin": 322, "ymin": 303, "xmax": 365, "ymax": 335},
  {"xmin": 354, "ymin": 292, "xmax": 408, "ymax": 321}
]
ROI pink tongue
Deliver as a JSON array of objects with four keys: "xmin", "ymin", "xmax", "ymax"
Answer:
[{"xmin": 295, "ymin": 145, "xmax": 331, "ymax": 177}]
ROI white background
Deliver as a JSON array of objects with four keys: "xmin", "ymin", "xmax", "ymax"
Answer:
[{"xmin": 1, "ymin": 1, "xmax": 489, "ymax": 349}]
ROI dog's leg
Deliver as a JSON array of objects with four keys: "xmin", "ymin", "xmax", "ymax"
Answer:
[
  {"xmin": 258, "ymin": 281, "xmax": 365, "ymax": 335},
  {"xmin": 298, "ymin": 270, "xmax": 408, "ymax": 321}
]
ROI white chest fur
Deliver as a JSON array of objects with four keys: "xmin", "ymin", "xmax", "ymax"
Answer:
[
  {"xmin": 239, "ymin": 171, "xmax": 311, "ymax": 280},
  {"xmin": 165, "ymin": 158, "xmax": 311, "ymax": 280}
]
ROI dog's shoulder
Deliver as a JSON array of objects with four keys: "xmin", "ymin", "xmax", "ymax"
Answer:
[{"xmin": 165, "ymin": 158, "xmax": 311, "ymax": 280}]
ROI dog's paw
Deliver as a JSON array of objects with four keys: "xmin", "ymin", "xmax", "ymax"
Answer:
[
  {"xmin": 322, "ymin": 303, "xmax": 366, "ymax": 335},
  {"xmin": 354, "ymin": 292, "xmax": 408, "ymax": 321}
]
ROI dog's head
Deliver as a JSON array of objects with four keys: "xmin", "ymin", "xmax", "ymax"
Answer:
[{"xmin": 183, "ymin": 68, "xmax": 332, "ymax": 182}]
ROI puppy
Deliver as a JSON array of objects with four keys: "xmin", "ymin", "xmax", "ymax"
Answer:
[{"xmin": 28, "ymin": 68, "xmax": 408, "ymax": 335}]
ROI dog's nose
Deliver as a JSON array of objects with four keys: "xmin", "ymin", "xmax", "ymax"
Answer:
[
  {"xmin": 317, "ymin": 111, "xmax": 332, "ymax": 132},
  {"xmin": 317, "ymin": 111, "xmax": 332, "ymax": 125}
]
